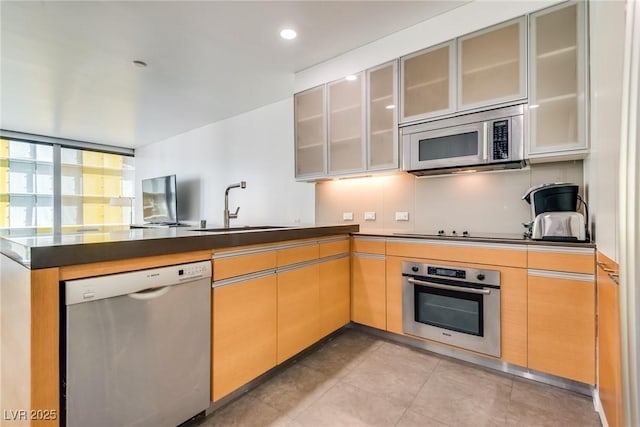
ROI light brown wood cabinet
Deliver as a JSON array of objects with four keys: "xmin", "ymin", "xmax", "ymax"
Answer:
[
  {"xmin": 351, "ymin": 247, "xmax": 386, "ymax": 330},
  {"xmin": 277, "ymin": 263, "xmax": 321, "ymax": 363},
  {"xmin": 278, "ymin": 239, "xmax": 350, "ymax": 362},
  {"xmin": 499, "ymin": 266, "xmax": 528, "ymax": 367},
  {"xmin": 319, "ymin": 256, "xmax": 350, "ymax": 338},
  {"xmin": 386, "ymin": 240, "xmax": 527, "ymax": 268},
  {"xmin": 212, "ymin": 236, "xmax": 350, "ymax": 398},
  {"xmin": 528, "ymin": 245, "xmax": 594, "ymax": 274},
  {"xmin": 385, "ymin": 255, "xmax": 406, "ymax": 335},
  {"xmin": 213, "ymin": 249, "xmax": 276, "ymax": 281},
  {"xmin": 277, "ymin": 241, "xmax": 319, "ymax": 267},
  {"xmin": 597, "ymin": 253, "xmax": 623, "ymax": 427},
  {"xmin": 527, "ymin": 245, "xmax": 595, "ymax": 384},
  {"xmin": 527, "ymin": 270, "xmax": 595, "ymax": 384},
  {"xmin": 212, "ymin": 274, "xmax": 277, "ymax": 401},
  {"xmin": 351, "ymin": 237, "xmax": 386, "ymax": 330}
]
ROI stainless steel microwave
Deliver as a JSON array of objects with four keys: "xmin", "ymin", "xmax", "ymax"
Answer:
[{"xmin": 401, "ymin": 104, "xmax": 525, "ymax": 176}]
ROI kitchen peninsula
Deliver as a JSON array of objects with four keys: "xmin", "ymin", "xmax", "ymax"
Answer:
[{"xmin": 0, "ymin": 224, "xmax": 357, "ymax": 426}]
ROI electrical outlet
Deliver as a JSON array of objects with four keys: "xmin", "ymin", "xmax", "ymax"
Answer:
[
  {"xmin": 364, "ymin": 211, "xmax": 376, "ymax": 221},
  {"xmin": 395, "ymin": 211, "xmax": 409, "ymax": 221},
  {"xmin": 342, "ymin": 212, "xmax": 354, "ymax": 221}
]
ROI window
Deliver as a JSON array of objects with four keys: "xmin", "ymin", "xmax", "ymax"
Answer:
[
  {"xmin": 61, "ymin": 148, "xmax": 135, "ymax": 231},
  {"xmin": 0, "ymin": 138, "xmax": 135, "ymax": 236}
]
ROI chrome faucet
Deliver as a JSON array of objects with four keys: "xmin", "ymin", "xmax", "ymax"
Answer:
[{"xmin": 224, "ymin": 181, "xmax": 246, "ymax": 228}]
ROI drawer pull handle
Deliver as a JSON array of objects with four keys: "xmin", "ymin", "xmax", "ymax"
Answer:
[{"xmin": 596, "ymin": 261, "xmax": 617, "ymax": 273}]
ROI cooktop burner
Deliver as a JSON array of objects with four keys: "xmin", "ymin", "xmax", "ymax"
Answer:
[{"xmin": 394, "ymin": 230, "xmax": 528, "ymax": 240}]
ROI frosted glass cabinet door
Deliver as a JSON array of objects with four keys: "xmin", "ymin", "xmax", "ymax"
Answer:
[
  {"xmin": 401, "ymin": 41, "xmax": 455, "ymax": 122},
  {"xmin": 294, "ymin": 86, "xmax": 326, "ymax": 178},
  {"xmin": 367, "ymin": 61, "xmax": 398, "ymax": 170},
  {"xmin": 328, "ymin": 72, "xmax": 365, "ymax": 175},
  {"xmin": 458, "ymin": 17, "xmax": 526, "ymax": 109},
  {"xmin": 529, "ymin": 2, "xmax": 586, "ymax": 157}
]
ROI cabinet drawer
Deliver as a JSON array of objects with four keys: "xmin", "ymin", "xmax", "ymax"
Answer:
[
  {"xmin": 527, "ymin": 246, "xmax": 594, "ymax": 274},
  {"xmin": 277, "ymin": 243, "xmax": 319, "ymax": 267},
  {"xmin": 386, "ymin": 240, "xmax": 526, "ymax": 268},
  {"xmin": 319, "ymin": 238, "xmax": 350, "ymax": 258},
  {"xmin": 352, "ymin": 237, "xmax": 385, "ymax": 255},
  {"xmin": 213, "ymin": 251, "xmax": 277, "ymax": 281}
]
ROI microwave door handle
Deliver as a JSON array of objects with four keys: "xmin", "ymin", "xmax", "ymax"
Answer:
[
  {"xmin": 407, "ymin": 278, "xmax": 491, "ymax": 295},
  {"xmin": 482, "ymin": 122, "xmax": 489, "ymax": 161}
]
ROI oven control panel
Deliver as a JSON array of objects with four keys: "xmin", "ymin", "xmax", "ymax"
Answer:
[
  {"xmin": 427, "ymin": 266, "xmax": 466, "ymax": 279},
  {"xmin": 492, "ymin": 119, "xmax": 510, "ymax": 160},
  {"xmin": 402, "ymin": 262, "xmax": 500, "ymax": 287}
]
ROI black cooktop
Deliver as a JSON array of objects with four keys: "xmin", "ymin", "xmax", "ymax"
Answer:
[{"xmin": 392, "ymin": 230, "xmax": 528, "ymax": 241}]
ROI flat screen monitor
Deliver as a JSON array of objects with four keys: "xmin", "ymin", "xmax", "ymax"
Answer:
[{"xmin": 142, "ymin": 175, "xmax": 178, "ymax": 224}]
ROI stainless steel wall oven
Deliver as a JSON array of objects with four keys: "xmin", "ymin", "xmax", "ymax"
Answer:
[{"xmin": 402, "ymin": 261, "xmax": 501, "ymax": 357}]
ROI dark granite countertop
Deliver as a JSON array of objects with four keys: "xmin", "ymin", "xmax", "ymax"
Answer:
[
  {"xmin": 1, "ymin": 224, "xmax": 597, "ymax": 270},
  {"xmin": 0, "ymin": 225, "xmax": 359, "ymax": 269}
]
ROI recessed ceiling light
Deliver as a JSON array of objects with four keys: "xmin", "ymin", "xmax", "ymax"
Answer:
[
  {"xmin": 345, "ymin": 75, "xmax": 357, "ymax": 81},
  {"xmin": 280, "ymin": 29, "xmax": 297, "ymax": 40},
  {"xmin": 132, "ymin": 60, "xmax": 148, "ymax": 68}
]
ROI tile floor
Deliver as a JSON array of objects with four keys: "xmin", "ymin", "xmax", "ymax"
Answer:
[{"xmin": 196, "ymin": 329, "xmax": 601, "ymax": 427}]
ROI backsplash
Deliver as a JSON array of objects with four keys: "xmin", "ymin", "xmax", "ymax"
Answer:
[{"xmin": 315, "ymin": 161, "xmax": 584, "ymax": 235}]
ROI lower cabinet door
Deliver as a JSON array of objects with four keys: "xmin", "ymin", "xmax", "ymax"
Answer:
[
  {"xmin": 319, "ymin": 256, "xmax": 350, "ymax": 337},
  {"xmin": 597, "ymin": 258, "xmax": 623, "ymax": 427},
  {"xmin": 277, "ymin": 263, "xmax": 320, "ymax": 363},
  {"xmin": 352, "ymin": 253, "xmax": 386, "ymax": 330},
  {"xmin": 527, "ymin": 271, "xmax": 595, "ymax": 384},
  {"xmin": 212, "ymin": 274, "xmax": 277, "ymax": 401},
  {"xmin": 499, "ymin": 267, "xmax": 528, "ymax": 367}
]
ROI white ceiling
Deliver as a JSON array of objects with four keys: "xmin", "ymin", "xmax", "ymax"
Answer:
[{"xmin": 0, "ymin": 1, "xmax": 467, "ymax": 149}]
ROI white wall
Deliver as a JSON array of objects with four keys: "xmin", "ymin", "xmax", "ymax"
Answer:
[
  {"xmin": 586, "ymin": 0, "xmax": 627, "ymax": 262},
  {"xmin": 295, "ymin": 0, "xmax": 561, "ymax": 92},
  {"xmin": 135, "ymin": 98, "xmax": 315, "ymax": 227}
]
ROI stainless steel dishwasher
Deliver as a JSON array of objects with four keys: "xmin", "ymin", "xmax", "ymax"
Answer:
[{"xmin": 63, "ymin": 260, "xmax": 212, "ymax": 427}]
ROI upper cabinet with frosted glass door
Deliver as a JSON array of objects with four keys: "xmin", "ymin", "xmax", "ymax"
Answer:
[
  {"xmin": 294, "ymin": 85, "xmax": 326, "ymax": 179},
  {"xmin": 328, "ymin": 72, "xmax": 366, "ymax": 175},
  {"xmin": 368, "ymin": 61, "xmax": 398, "ymax": 171},
  {"xmin": 458, "ymin": 17, "xmax": 527, "ymax": 110},
  {"xmin": 400, "ymin": 41, "xmax": 455, "ymax": 123},
  {"xmin": 528, "ymin": 1, "xmax": 587, "ymax": 160}
]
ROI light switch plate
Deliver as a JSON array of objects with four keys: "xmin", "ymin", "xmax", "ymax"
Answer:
[
  {"xmin": 342, "ymin": 212, "xmax": 354, "ymax": 221},
  {"xmin": 395, "ymin": 211, "xmax": 409, "ymax": 221},
  {"xmin": 364, "ymin": 211, "xmax": 376, "ymax": 221}
]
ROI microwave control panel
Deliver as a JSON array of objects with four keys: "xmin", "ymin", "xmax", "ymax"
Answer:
[{"xmin": 492, "ymin": 120, "xmax": 510, "ymax": 160}]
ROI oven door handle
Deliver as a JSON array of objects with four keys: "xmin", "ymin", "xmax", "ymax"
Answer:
[{"xmin": 407, "ymin": 278, "xmax": 491, "ymax": 295}]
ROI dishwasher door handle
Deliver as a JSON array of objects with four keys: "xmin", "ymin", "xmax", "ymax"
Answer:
[{"xmin": 128, "ymin": 286, "xmax": 171, "ymax": 300}]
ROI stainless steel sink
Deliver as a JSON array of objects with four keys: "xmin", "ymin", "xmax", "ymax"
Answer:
[{"xmin": 189, "ymin": 225, "xmax": 287, "ymax": 232}]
